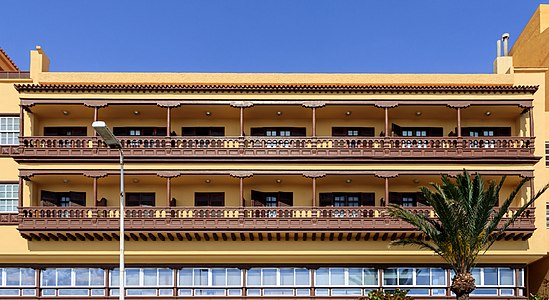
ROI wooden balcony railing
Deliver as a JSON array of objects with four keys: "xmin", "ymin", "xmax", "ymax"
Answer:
[
  {"xmin": 10, "ymin": 135, "xmax": 535, "ymax": 161},
  {"xmin": 0, "ymin": 71, "xmax": 31, "ymax": 79},
  {"xmin": 18, "ymin": 206, "xmax": 535, "ymax": 242}
]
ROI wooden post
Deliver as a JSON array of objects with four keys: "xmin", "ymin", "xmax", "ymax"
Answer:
[
  {"xmin": 94, "ymin": 107, "xmax": 99, "ymax": 136},
  {"xmin": 384, "ymin": 107, "xmax": 389, "ymax": 136},
  {"xmin": 19, "ymin": 105, "xmax": 25, "ymax": 138},
  {"xmin": 167, "ymin": 107, "xmax": 172, "ymax": 137},
  {"xmin": 167, "ymin": 177, "xmax": 172, "ymax": 206},
  {"xmin": 529, "ymin": 178, "xmax": 535, "ymax": 208},
  {"xmin": 384, "ymin": 177, "xmax": 389, "ymax": 206},
  {"xmin": 312, "ymin": 107, "xmax": 316, "ymax": 137},
  {"xmin": 18, "ymin": 176, "xmax": 23, "ymax": 208},
  {"xmin": 240, "ymin": 177, "xmax": 244, "ymax": 207},
  {"xmin": 312, "ymin": 177, "xmax": 317, "ymax": 207},
  {"xmin": 93, "ymin": 177, "xmax": 98, "ymax": 207},
  {"xmin": 456, "ymin": 107, "xmax": 462, "ymax": 137},
  {"xmin": 240, "ymin": 107, "xmax": 244, "ymax": 137},
  {"xmin": 529, "ymin": 107, "xmax": 535, "ymax": 137}
]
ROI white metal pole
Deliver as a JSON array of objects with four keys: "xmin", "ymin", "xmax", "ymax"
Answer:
[{"xmin": 119, "ymin": 150, "xmax": 125, "ymax": 300}]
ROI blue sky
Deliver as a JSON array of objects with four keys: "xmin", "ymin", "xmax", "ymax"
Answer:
[{"xmin": 1, "ymin": 1, "xmax": 547, "ymax": 73}]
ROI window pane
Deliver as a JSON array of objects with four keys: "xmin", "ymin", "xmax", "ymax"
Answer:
[
  {"xmin": 194, "ymin": 269, "xmax": 209, "ymax": 286},
  {"xmin": 90, "ymin": 269, "xmax": 104, "ymax": 286},
  {"xmin": 484, "ymin": 268, "xmax": 498, "ymax": 285},
  {"xmin": 431, "ymin": 269, "xmax": 446, "ymax": 285},
  {"xmin": 364, "ymin": 269, "xmax": 378, "ymax": 285},
  {"xmin": 316, "ymin": 268, "xmax": 329, "ymax": 286},
  {"xmin": 5, "ymin": 268, "xmax": 20, "ymax": 286},
  {"xmin": 110, "ymin": 269, "xmax": 120, "ymax": 287},
  {"xmin": 226, "ymin": 269, "xmax": 241, "ymax": 286},
  {"xmin": 416, "ymin": 268, "xmax": 430, "ymax": 285},
  {"xmin": 330, "ymin": 268, "xmax": 345, "ymax": 285},
  {"xmin": 158, "ymin": 268, "xmax": 172, "ymax": 286},
  {"xmin": 21, "ymin": 269, "xmax": 35, "ymax": 286},
  {"xmin": 348, "ymin": 268, "xmax": 362, "ymax": 286},
  {"xmin": 472, "ymin": 268, "xmax": 481, "ymax": 284},
  {"xmin": 262, "ymin": 269, "xmax": 277, "ymax": 285},
  {"xmin": 178, "ymin": 269, "xmax": 192, "ymax": 286},
  {"xmin": 125, "ymin": 269, "xmax": 140, "ymax": 286},
  {"xmin": 75, "ymin": 269, "xmax": 90, "ymax": 286},
  {"xmin": 143, "ymin": 269, "xmax": 157, "ymax": 286},
  {"xmin": 212, "ymin": 269, "xmax": 226, "ymax": 286},
  {"xmin": 383, "ymin": 269, "xmax": 397, "ymax": 285},
  {"xmin": 247, "ymin": 269, "xmax": 261, "ymax": 286},
  {"xmin": 41, "ymin": 269, "xmax": 56, "ymax": 287},
  {"xmin": 280, "ymin": 268, "xmax": 294, "ymax": 286},
  {"xmin": 295, "ymin": 268, "xmax": 310, "ymax": 286},
  {"xmin": 499, "ymin": 268, "xmax": 514, "ymax": 286},
  {"xmin": 57, "ymin": 268, "xmax": 71, "ymax": 286},
  {"xmin": 398, "ymin": 268, "xmax": 413, "ymax": 285}
]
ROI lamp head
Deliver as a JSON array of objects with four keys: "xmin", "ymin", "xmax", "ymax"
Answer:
[{"xmin": 92, "ymin": 121, "xmax": 122, "ymax": 149}]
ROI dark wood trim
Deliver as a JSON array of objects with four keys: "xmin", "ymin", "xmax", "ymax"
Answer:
[
  {"xmin": 457, "ymin": 107, "xmax": 462, "ymax": 137},
  {"xmin": 529, "ymin": 107, "xmax": 535, "ymax": 137},
  {"xmin": 19, "ymin": 169, "xmax": 535, "ymax": 178},
  {"xmin": 19, "ymin": 106, "xmax": 24, "ymax": 138}
]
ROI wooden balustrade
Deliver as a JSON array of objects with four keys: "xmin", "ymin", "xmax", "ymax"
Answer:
[
  {"xmin": 11, "ymin": 136, "xmax": 535, "ymax": 161},
  {"xmin": 17, "ymin": 206, "xmax": 535, "ymax": 242}
]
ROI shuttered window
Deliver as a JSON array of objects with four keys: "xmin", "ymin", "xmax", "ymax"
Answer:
[
  {"xmin": 319, "ymin": 193, "xmax": 375, "ymax": 207},
  {"xmin": 251, "ymin": 190, "xmax": 293, "ymax": 207},
  {"xmin": 195, "ymin": 193, "xmax": 225, "ymax": 207}
]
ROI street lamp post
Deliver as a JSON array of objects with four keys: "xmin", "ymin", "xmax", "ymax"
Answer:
[{"xmin": 92, "ymin": 121, "xmax": 125, "ymax": 300}]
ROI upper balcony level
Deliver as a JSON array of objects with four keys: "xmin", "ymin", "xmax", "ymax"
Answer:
[{"xmin": 3, "ymin": 89, "xmax": 539, "ymax": 162}]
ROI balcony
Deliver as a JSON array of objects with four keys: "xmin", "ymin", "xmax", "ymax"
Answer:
[
  {"xmin": 8, "ymin": 135, "xmax": 535, "ymax": 162},
  {"xmin": 17, "ymin": 206, "xmax": 535, "ymax": 242}
]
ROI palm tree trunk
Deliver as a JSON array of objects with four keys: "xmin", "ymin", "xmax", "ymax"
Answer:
[
  {"xmin": 456, "ymin": 294, "xmax": 470, "ymax": 300},
  {"xmin": 451, "ymin": 272, "xmax": 476, "ymax": 300}
]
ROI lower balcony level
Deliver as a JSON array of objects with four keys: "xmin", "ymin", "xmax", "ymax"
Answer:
[{"xmin": 17, "ymin": 206, "xmax": 536, "ymax": 242}]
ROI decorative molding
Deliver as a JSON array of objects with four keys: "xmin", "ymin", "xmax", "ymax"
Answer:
[
  {"xmin": 374, "ymin": 171, "xmax": 399, "ymax": 178},
  {"xmin": 301, "ymin": 101, "xmax": 326, "ymax": 108},
  {"xmin": 302, "ymin": 172, "xmax": 327, "ymax": 178},
  {"xmin": 157, "ymin": 101, "xmax": 182, "ymax": 108},
  {"xmin": 446, "ymin": 102, "xmax": 471, "ymax": 109},
  {"xmin": 156, "ymin": 171, "xmax": 182, "ymax": 178},
  {"xmin": 19, "ymin": 171, "xmax": 34, "ymax": 180},
  {"xmin": 374, "ymin": 101, "xmax": 399, "ymax": 108},
  {"xmin": 83, "ymin": 171, "xmax": 108, "ymax": 178},
  {"xmin": 230, "ymin": 101, "xmax": 254, "ymax": 108},
  {"xmin": 83, "ymin": 101, "xmax": 109, "ymax": 108},
  {"xmin": 229, "ymin": 171, "xmax": 254, "ymax": 178}
]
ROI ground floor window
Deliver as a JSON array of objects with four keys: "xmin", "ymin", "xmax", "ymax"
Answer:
[{"xmin": 0, "ymin": 266, "xmax": 526, "ymax": 297}]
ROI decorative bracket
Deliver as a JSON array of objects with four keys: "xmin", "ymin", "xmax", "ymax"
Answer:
[
  {"xmin": 156, "ymin": 171, "xmax": 182, "ymax": 178},
  {"xmin": 301, "ymin": 101, "xmax": 326, "ymax": 108},
  {"xmin": 374, "ymin": 171, "xmax": 399, "ymax": 178},
  {"xmin": 374, "ymin": 101, "xmax": 398, "ymax": 108},
  {"xmin": 19, "ymin": 170, "xmax": 34, "ymax": 181},
  {"xmin": 157, "ymin": 101, "xmax": 182, "ymax": 108},
  {"xmin": 84, "ymin": 101, "xmax": 109, "ymax": 108},
  {"xmin": 229, "ymin": 171, "xmax": 254, "ymax": 178},
  {"xmin": 302, "ymin": 172, "xmax": 327, "ymax": 179},
  {"xmin": 446, "ymin": 102, "xmax": 471, "ymax": 109},
  {"xmin": 83, "ymin": 171, "xmax": 108, "ymax": 178},
  {"xmin": 230, "ymin": 101, "xmax": 254, "ymax": 108}
]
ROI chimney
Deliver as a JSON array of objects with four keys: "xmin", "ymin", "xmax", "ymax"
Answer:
[
  {"xmin": 493, "ymin": 33, "xmax": 514, "ymax": 74},
  {"xmin": 30, "ymin": 45, "xmax": 50, "ymax": 82}
]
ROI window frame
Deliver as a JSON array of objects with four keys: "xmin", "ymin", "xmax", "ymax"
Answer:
[{"xmin": 0, "ymin": 116, "xmax": 19, "ymax": 146}]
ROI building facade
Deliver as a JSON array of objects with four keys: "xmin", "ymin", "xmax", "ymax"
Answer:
[{"xmin": 0, "ymin": 5, "xmax": 548, "ymax": 299}]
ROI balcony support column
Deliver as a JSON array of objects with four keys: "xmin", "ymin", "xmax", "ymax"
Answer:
[
  {"xmin": 239, "ymin": 177, "xmax": 244, "ymax": 207},
  {"xmin": 167, "ymin": 177, "xmax": 172, "ymax": 206},
  {"xmin": 18, "ymin": 176, "xmax": 23, "ymax": 208},
  {"xmin": 384, "ymin": 107, "xmax": 389, "ymax": 136},
  {"xmin": 93, "ymin": 177, "xmax": 98, "ymax": 207},
  {"xmin": 528, "ymin": 107, "xmax": 534, "ymax": 137},
  {"xmin": 303, "ymin": 172, "xmax": 326, "ymax": 207},
  {"xmin": 529, "ymin": 177, "xmax": 535, "ymax": 208},
  {"xmin": 230, "ymin": 172, "xmax": 253, "ymax": 207},
  {"xmin": 384, "ymin": 177, "xmax": 389, "ymax": 206},
  {"xmin": 456, "ymin": 107, "xmax": 462, "ymax": 137},
  {"xmin": 19, "ymin": 105, "xmax": 25, "ymax": 138},
  {"xmin": 240, "ymin": 107, "xmax": 244, "ymax": 137},
  {"xmin": 167, "ymin": 107, "xmax": 172, "ymax": 137},
  {"xmin": 312, "ymin": 107, "xmax": 317, "ymax": 137}
]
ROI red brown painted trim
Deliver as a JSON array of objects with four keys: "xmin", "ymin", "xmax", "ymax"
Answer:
[{"xmin": 14, "ymin": 83, "xmax": 539, "ymax": 94}]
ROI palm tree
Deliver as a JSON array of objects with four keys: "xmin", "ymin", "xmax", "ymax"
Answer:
[{"xmin": 387, "ymin": 171, "xmax": 548, "ymax": 300}]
